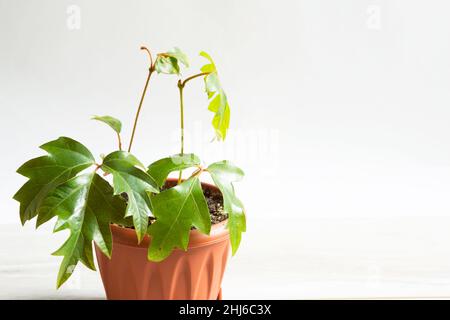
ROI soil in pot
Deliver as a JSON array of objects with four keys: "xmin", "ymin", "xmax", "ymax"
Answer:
[{"xmin": 202, "ymin": 186, "xmax": 228, "ymax": 225}]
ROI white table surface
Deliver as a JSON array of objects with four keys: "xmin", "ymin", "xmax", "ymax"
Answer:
[{"xmin": 1, "ymin": 216, "xmax": 450, "ymax": 300}]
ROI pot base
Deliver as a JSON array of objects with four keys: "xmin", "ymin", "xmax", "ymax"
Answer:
[
  {"xmin": 95, "ymin": 223, "xmax": 230, "ymax": 300},
  {"xmin": 95, "ymin": 180, "xmax": 231, "ymax": 300}
]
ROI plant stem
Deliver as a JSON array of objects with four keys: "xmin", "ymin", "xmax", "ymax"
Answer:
[
  {"xmin": 181, "ymin": 72, "xmax": 210, "ymax": 87},
  {"xmin": 190, "ymin": 166, "xmax": 204, "ymax": 179},
  {"xmin": 176, "ymin": 72, "xmax": 211, "ymax": 184},
  {"xmin": 177, "ymin": 80, "xmax": 185, "ymax": 184},
  {"xmin": 128, "ymin": 46, "xmax": 155, "ymax": 153},
  {"xmin": 117, "ymin": 133, "xmax": 122, "ymax": 151}
]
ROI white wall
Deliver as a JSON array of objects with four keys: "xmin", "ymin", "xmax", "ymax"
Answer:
[{"xmin": 2, "ymin": 0, "xmax": 450, "ymax": 226}]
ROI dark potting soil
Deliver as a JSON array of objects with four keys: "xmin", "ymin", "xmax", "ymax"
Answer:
[{"xmin": 202, "ymin": 186, "xmax": 228, "ymax": 225}]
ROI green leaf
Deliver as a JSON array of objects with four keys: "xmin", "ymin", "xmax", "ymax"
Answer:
[
  {"xmin": 168, "ymin": 47, "xmax": 189, "ymax": 68},
  {"xmin": 200, "ymin": 52, "xmax": 231, "ymax": 141},
  {"xmin": 207, "ymin": 161, "xmax": 246, "ymax": 255},
  {"xmin": 13, "ymin": 137, "xmax": 95, "ymax": 225},
  {"xmin": 154, "ymin": 48, "xmax": 189, "ymax": 75},
  {"xmin": 109, "ymin": 196, "xmax": 133, "ymax": 227},
  {"xmin": 147, "ymin": 177, "xmax": 211, "ymax": 262},
  {"xmin": 42, "ymin": 172, "xmax": 122, "ymax": 288},
  {"xmin": 199, "ymin": 51, "xmax": 216, "ymax": 73},
  {"xmin": 102, "ymin": 151, "xmax": 159, "ymax": 243},
  {"xmin": 147, "ymin": 153, "xmax": 201, "ymax": 188},
  {"xmin": 155, "ymin": 55, "xmax": 180, "ymax": 74},
  {"xmin": 91, "ymin": 115, "xmax": 122, "ymax": 134}
]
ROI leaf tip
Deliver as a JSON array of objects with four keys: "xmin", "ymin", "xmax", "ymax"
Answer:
[
  {"xmin": 147, "ymin": 251, "xmax": 164, "ymax": 263},
  {"xmin": 55, "ymin": 273, "xmax": 69, "ymax": 289},
  {"xmin": 230, "ymin": 239, "xmax": 242, "ymax": 256},
  {"xmin": 135, "ymin": 230, "xmax": 144, "ymax": 245}
]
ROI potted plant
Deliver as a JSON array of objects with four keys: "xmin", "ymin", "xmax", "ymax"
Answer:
[{"xmin": 13, "ymin": 46, "xmax": 246, "ymax": 300}]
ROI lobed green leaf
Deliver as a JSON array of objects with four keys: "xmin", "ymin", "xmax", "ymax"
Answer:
[
  {"xmin": 154, "ymin": 47, "xmax": 189, "ymax": 75},
  {"xmin": 102, "ymin": 151, "xmax": 159, "ymax": 243},
  {"xmin": 200, "ymin": 52, "xmax": 231, "ymax": 141},
  {"xmin": 147, "ymin": 177, "xmax": 211, "ymax": 262},
  {"xmin": 13, "ymin": 137, "xmax": 95, "ymax": 225},
  {"xmin": 168, "ymin": 47, "xmax": 189, "ymax": 68},
  {"xmin": 207, "ymin": 161, "xmax": 246, "ymax": 255},
  {"xmin": 43, "ymin": 172, "xmax": 124, "ymax": 288},
  {"xmin": 147, "ymin": 153, "xmax": 201, "ymax": 188}
]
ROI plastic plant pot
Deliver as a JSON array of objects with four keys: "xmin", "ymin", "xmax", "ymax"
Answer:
[{"xmin": 95, "ymin": 180, "xmax": 230, "ymax": 300}]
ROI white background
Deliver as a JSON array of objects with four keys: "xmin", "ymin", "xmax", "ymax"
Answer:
[{"xmin": 1, "ymin": 0, "xmax": 450, "ymax": 299}]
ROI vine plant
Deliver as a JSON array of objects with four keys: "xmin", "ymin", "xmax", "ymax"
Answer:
[{"xmin": 13, "ymin": 46, "xmax": 246, "ymax": 288}]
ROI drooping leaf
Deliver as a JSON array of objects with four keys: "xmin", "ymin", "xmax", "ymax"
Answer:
[
  {"xmin": 13, "ymin": 137, "xmax": 95, "ymax": 225},
  {"xmin": 168, "ymin": 47, "xmax": 189, "ymax": 68},
  {"xmin": 199, "ymin": 51, "xmax": 231, "ymax": 141},
  {"xmin": 207, "ymin": 161, "xmax": 246, "ymax": 255},
  {"xmin": 42, "ymin": 172, "xmax": 123, "ymax": 288},
  {"xmin": 147, "ymin": 177, "xmax": 211, "ymax": 262},
  {"xmin": 102, "ymin": 151, "xmax": 159, "ymax": 243},
  {"xmin": 199, "ymin": 51, "xmax": 216, "ymax": 73},
  {"xmin": 91, "ymin": 115, "xmax": 122, "ymax": 134},
  {"xmin": 147, "ymin": 153, "xmax": 201, "ymax": 187},
  {"xmin": 154, "ymin": 48, "xmax": 189, "ymax": 75},
  {"xmin": 208, "ymin": 94, "xmax": 230, "ymax": 141},
  {"xmin": 155, "ymin": 55, "xmax": 180, "ymax": 74}
]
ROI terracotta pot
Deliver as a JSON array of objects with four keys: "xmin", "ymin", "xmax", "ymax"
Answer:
[{"xmin": 95, "ymin": 180, "xmax": 230, "ymax": 300}]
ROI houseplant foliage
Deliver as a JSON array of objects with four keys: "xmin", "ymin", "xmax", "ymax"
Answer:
[{"xmin": 14, "ymin": 46, "xmax": 246, "ymax": 288}]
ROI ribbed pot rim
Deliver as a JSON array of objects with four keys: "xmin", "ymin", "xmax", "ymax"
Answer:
[{"xmin": 110, "ymin": 179, "xmax": 230, "ymax": 249}]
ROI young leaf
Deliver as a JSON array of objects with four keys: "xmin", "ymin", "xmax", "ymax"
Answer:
[
  {"xmin": 155, "ymin": 55, "xmax": 180, "ymax": 74},
  {"xmin": 102, "ymin": 151, "xmax": 159, "ymax": 243},
  {"xmin": 207, "ymin": 161, "xmax": 246, "ymax": 255},
  {"xmin": 154, "ymin": 48, "xmax": 189, "ymax": 75},
  {"xmin": 199, "ymin": 51, "xmax": 216, "ymax": 73},
  {"xmin": 147, "ymin": 177, "xmax": 211, "ymax": 262},
  {"xmin": 199, "ymin": 51, "xmax": 231, "ymax": 141},
  {"xmin": 91, "ymin": 115, "xmax": 122, "ymax": 134},
  {"xmin": 168, "ymin": 47, "xmax": 189, "ymax": 68},
  {"xmin": 42, "ymin": 172, "xmax": 123, "ymax": 288},
  {"xmin": 147, "ymin": 153, "xmax": 201, "ymax": 187},
  {"xmin": 13, "ymin": 137, "xmax": 95, "ymax": 225}
]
